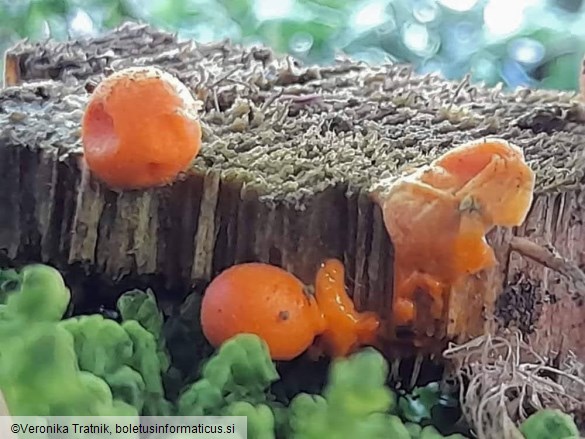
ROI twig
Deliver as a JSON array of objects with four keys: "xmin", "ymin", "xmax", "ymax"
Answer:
[
  {"xmin": 447, "ymin": 74, "xmax": 470, "ymax": 111},
  {"xmin": 225, "ymin": 78, "xmax": 258, "ymax": 93},
  {"xmin": 410, "ymin": 354, "xmax": 423, "ymax": 389},
  {"xmin": 209, "ymin": 66, "xmax": 240, "ymax": 88},
  {"xmin": 261, "ymin": 89, "xmax": 284, "ymax": 111},
  {"xmin": 194, "ymin": 64, "xmax": 209, "ymax": 90},
  {"xmin": 212, "ymin": 89, "xmax": 220, "ymax": 113},
  {"xmin": 509, "ymin": 236, "xmax": 585, "ymax": 301}
]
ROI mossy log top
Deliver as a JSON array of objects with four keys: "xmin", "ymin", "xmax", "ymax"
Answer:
[{"xmin": 1, "ymin": 22, "xmax": 584, "ymax": 358}]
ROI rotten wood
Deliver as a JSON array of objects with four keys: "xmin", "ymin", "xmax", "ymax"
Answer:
[
  {"xmin": 1, "ymin": 23, "xmax": 584, "ymax": 359},
  {"xmin": 510, "ymin": 236, "xmax": 585, "ymax": 303}
]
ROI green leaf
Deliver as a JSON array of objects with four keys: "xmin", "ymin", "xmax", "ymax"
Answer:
[
  {"xmin": 519, "ymin": 409, "xmax": 580, "ymax": 439},
  {"xmin": 0, "ymin": 268, "xmax": 21, "ymax": 304},
  {"xmin": 398, "ymin": 382, "xmax": 442, "ymax": 423},
  {"xmin": 117, "ymin": 289, "xmax": 164, "ymax": 340}
]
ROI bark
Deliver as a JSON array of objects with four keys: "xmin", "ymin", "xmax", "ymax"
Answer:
[{"xmin": 1, "ymin": 23, "xmax": 584, "ymax": 360}]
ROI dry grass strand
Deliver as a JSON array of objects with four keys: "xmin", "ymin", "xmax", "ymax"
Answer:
[{"xmin": 443, "ymin": 331, "xmax": 585, "ymax": 439}]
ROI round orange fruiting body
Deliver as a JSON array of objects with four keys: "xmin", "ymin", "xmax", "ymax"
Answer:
[
  {"xmin": 81, "ymin": 66, "xmax": 202, "ymax": 189},
  {"xmin": 200, "ymin": 263, "xmax": 326, "ymax": 361}
]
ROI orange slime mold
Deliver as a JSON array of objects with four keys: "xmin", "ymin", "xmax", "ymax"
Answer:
[{"xmin": 376, "ymin": 139, "xmax": 535, "ymax": 327}]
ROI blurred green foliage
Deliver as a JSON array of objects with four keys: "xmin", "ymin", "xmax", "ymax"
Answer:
[{"xmin": 1, "ymin": 0, "xmax": 585, "ymax": 91}]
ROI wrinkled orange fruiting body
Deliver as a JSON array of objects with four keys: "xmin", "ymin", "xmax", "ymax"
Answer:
[
  {"xmin": 82, "ymin": 66, "xmax": 202, "ymax": 189},
  {"xmin": 200, "ymin": 263, "xmax": 326, "ymax": 361},
  {"xmin": 311, "ymin": 259, "xmax": 381, "ymax": 358},
  {"xmin": 377, "ymin": 139, "xmax": 535, "ymax": 327}
]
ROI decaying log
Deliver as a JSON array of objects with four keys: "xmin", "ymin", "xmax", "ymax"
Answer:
[
  {"xmin": 510, "ymin": 236, "xmax": 585, "ymax": 303},
  {"xmin": 3, "ymin": 23, "xmax": 178, "ymax": 87},
  {"xmin": 1, "ymin": 23, "xmax": 584, "ymax": 359}
]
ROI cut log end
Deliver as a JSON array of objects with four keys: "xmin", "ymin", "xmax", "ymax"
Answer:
[{"xmin": 1, "ymin": 23, "xmax": 584, "ymax": 360}]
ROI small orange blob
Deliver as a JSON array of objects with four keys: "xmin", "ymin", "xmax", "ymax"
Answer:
[
  {"xmin": 376, "ymin": 138, "xmax": 535, "ymax": 330},
  {"xmin": 311, "ymin": 259, "xmax": 381, "ymax": 358},
  {"xmin": 200, "ymin": 263, "xmax": 326, "ymax": 361},
  {"xmin": 393, "ymin": 298, "xmax": 415, "ymax": 325},
  {"xmin": 82, "ymin": 66, "xmax": 202, "ymax": 189}
]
